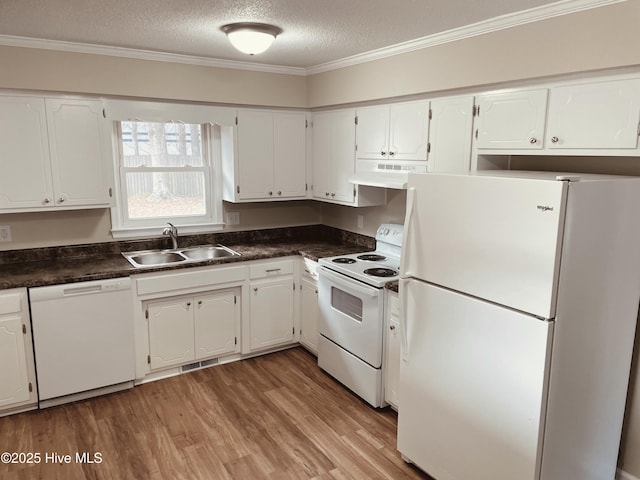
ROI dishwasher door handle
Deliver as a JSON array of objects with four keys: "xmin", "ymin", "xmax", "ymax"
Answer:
[{"xmin": 63, "ymin": 285, "xmax": 103, "ymax": 296}]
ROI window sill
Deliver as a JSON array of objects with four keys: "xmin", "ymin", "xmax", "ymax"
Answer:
[{"xmin": 111, "ymin": 222, "xmax": 225, "ymax": 239}]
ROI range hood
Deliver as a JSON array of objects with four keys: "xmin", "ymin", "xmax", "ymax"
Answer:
[{"xmin": 348, "ymin": 172, "xmax": 408, "ymax": 189}]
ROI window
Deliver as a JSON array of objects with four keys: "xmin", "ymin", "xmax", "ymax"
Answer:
[{"xmin": 111, "ymin": 120, "xmax": 223, "ymax": 237}]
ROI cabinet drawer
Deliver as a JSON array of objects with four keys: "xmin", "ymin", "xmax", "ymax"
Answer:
[
  {"xmin": 388, "ymin": 292, "xmax": 400, "ymax": 318},
  {"xmin": 0, "ymin": 290, "xmax": 23, "ymax": 316},
  {"xmin": 250, "ymin": 259, "xmax": 294, "ymax": 279},
  {"xmin": 301, "ymin": 258, "xmax": 319, "ymax": 281}
]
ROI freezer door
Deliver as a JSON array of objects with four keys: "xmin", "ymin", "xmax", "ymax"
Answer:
[
  {"xmin": 398, "ymin": 279, "xmax": 553, "ymax": 480},
  {"xmin": 402, "ymin": 173, "xmax": 567, "ymax": 318}
]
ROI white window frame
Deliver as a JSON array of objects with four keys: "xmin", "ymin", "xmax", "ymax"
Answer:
[{"xmin": 107, "ymin": 100, "xmax": 235, "ymax": 239}]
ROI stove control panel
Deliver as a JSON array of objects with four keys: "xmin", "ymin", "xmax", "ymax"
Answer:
[{"xmin": 375, "ymin": 223, "xmax": 404, "ymax": 246}]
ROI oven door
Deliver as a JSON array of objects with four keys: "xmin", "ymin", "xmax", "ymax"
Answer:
[{"xmin": 318, "ymin": 266, "xmax": 385, "ymax": 368}]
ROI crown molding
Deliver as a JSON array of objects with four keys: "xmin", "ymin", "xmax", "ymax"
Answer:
[
  {"xmin": 305, "ymin": 0, "xmax": 626, "ymax": 75},
  {"xmin": 0, "ymin": 34, "xmax": 307, "ymax": 76},
  {"xmin": 0, "ymin": 0, "xmax": 625, "ymax": 77}
]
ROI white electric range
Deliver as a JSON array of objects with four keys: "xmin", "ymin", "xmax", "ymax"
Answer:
[{"xmin": 317, "ymin": 223, "xmax": 403, "ymax": 407}]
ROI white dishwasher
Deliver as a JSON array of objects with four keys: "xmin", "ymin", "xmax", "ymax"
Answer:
[{"xmin": 29, "ymin": 277, "xmax": 135, "ymax": 408}]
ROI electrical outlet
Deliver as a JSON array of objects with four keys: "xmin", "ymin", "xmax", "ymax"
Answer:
[
  {"xmin": 357, "ymin": 215, "xmax": 364, "ymax": 229},
  {"xmin": 226, "ymin": 212, "xmax": 240, "ymax": 225},
  {"xmin": 0, "ymin": 225, "xmax": 11, "ymax": 242}
]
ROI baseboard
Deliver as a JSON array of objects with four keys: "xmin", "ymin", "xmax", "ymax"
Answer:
[{"xmin": 617, "ymin": 468, "xmax": 640, "ymax": 480}]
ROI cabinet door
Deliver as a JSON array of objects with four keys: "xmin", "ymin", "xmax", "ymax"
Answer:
[
  {"xmin": 547, "ymin": 79, "xmax": 640, "ymax": 149},
  {"xmin": 356, "ymin": 105, "xmax": 390, "ymax": 160},
  {"xmin": 389, "ymin": 100, "xmax": 429, "ymax": 160},
  {"xmin": 194, "ymin": 290, "xmax": 240, "ymax": 359},
  {"xmin": 300, "ymin": 278, "xmax": 319, "ymax": 354},
  {"xmin": 148, "ymin": 298, "xmax": 195, "ymax": 370},
  {"xmin": 428, "ymin": 96, "xmax": 474, "ymax": 173},
  {"xmin": 250, "ymin": 278, "xmax": 294, "ymax": 350},
  {"xmin": 236, "ymin": 110, "xmax": 275, "ymax": 199},
  {"xmin": 273, "ymin": 112, "xmax": 306, "ymax": 198},
  {"xmin": 312, "ymin": 109, "xmax": 356, "ymax": 204},
  {"xmin": 475, "ymin": 89, "xmax": 548, "ymax": 149},
  {"xmin": 0, "ymin": 313, "xmax": 31, "ymax": 408},
  {"xmin": 0, "ymin": 97, "xmax": 53, "ymax": 209},
  {"xmin": 46, "ymin": 99, "xmax": 112, "ymax": 206},
  {"xmin": 384, "ymin": 293, "xmax": 400, "ymax": 409}
]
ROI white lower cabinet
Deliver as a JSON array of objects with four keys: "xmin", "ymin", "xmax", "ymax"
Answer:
[
  {"xmin": 249, "ymin": 259, "xmax": 296, "ymax": 351},
  {"xmin": 300, "ymin": 264, "xmax": 319, "ymax": 355},
  {"xmin": 146, "ymin": 289, "xmax": 240, "ymax": 371},
  {"xmin": 0, "ymin": 288, "xmax": 37, "ymax": 415},
  {"xmin": 384, "ymin": 290, "xmax": 400, "ymax": 410}
]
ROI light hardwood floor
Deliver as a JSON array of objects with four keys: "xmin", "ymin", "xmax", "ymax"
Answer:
[{"xmin": 0, "ymin": 347, "xmax": 432, "ymax": 479}]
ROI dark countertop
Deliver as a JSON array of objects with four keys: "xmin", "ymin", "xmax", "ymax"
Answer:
[{"xmin": 0, "ymin": 225, "xmax": 374, "ymax": 290}]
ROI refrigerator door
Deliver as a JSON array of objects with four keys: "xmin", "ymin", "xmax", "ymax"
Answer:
[
  {"xmin": 398, "ymin": 279, "xmax": 553, "ymax": 480},
  {"xmin": 402, "ymin": 173, "xmax": 567, "ymax": 318}
]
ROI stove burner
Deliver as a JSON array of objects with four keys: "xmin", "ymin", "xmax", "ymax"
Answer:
[
  {"xmin": 332, "ymin": 257, "xmax": 357, "ymax": 264},
  {"xmin": 357, "ymin": 254, "xmax": 387, "ymax": 262},
  {"xmin": 364, "ymin": 267, "xmax": 398, "ymax": 278}
]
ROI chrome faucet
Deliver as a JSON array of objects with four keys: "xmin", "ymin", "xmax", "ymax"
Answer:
[{"xmin": 162, "ymin": 222, "xmax": 179, "ymax": 249}]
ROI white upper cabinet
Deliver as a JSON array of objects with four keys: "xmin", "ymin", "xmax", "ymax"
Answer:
[
  {"xmin": 428, "ymin": 96, "xmax": 475, "ymax": 173},
  {"xmin": 224, "ymin": 109, "xmax": 306, "ymax": 202},
  {"xmin": 475, "ymin": 89, "xmax": 548, "ymax": 150},
  {"xmin": 0, "ymin": 96, "xmax": 113, "ymax": 213},
  {"xmin": 356, "ymin": 100, "xmax": 430, "ymax": 161},
  {"xmin": 311, "ymin": 109, "xmax": 386, "ymax": 207},
  {"xmin": 546, "ymin": 78, "xmax": 640, "ymax": 150}
]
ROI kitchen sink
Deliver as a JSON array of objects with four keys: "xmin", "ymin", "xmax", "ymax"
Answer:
[{"xmin": 123, "ymin": 245, "xmax": 240, "ymax": 268}]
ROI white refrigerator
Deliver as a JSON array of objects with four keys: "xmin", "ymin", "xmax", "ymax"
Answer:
[{"xmin": 398, "ymin": 171, "xmax": 640, "ymax": 480}]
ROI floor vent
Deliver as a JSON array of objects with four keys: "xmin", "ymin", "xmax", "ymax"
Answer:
[
  {"xmin": 181, "ymin": 362, "xmax": 200, "ymax": 372},
  {"xmin": 201, "ymin": 358, "xmax": 219, "ymax": 367}
]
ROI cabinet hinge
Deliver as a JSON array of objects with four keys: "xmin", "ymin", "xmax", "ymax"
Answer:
[
  {"xmin": 293, "ymin": 282, "xmax": 296, "ymax": 291},
  {"xmin": 475, "ymin": 105, "xmax": 480, "ymax": 116},
  {"xmin": 427, "ymin": 142, "xmax": 431, "ymax": 153},
  {"xmin": 108, "ymin": 187, "xmax": 113, "ymax": 198},
  {"xmin": 292, "ymin": 327, "xmax": 295, "ymax": 335},
  {"xmin": 102, "ymin": 108, "xmax": 106, "ymax": 118},
  {"xmin": 475, "ymin": 128, "xmax": 478, "ymax": 140},
  {"xmin": 234, "ymin": 295, "xmax": 237, "ymax": 304},
  {"xmin": 353, "ymin": 187, "xmax": 356, "ymax": 199},
  {"xmin": 145, "ymin": 309, "xmax": 149, "ymax": 319},
  {"xmin": 22, "ymin": 324, "xmax": 26, "ymax": 334},
  {"xmin": 236, "ymin": 185, "xmax": 240, "ymax": 194},
  {"xmin": 355, "ymin": 115, "xmax": 358, "ymax": 125},
  {"xmin": 305, "ymin": 183, "xmax": 308, "ymax": 192},
  {"xmin": 235, "ymin": 116, "xmax": 238, "ymax": 125},
  {"xmin": 235, "ymin": 336, "xmax": 238, "ymax": 345},
  {"xmin": 305, "ymin": 119, "xmax": 308, "ymax": 128},
  {"xmin": 147, "ymin": 355, "xmax": 151, "ymax": 364},
  {"xmin": 29, "ymin": 382, "xmax": 33, "ymax": 393},
  {"xmin": 637, "ymin": 123, "xmax": 640, "ymax": 136},
  {"xmin": 428, "ymin": 108, "xmax": 432, "ymax": 120}
]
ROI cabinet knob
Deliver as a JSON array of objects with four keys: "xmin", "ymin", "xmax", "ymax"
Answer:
[
  {"xmin": 277, "ymin": 191, "xmax": 282, "ymax": 195},
  {"xmin": 530, "ymin": 137, "xmax": 537, "ymax": 144},
  {"xmin": 551, "ymin": 136, "xmax": 559, "ymax": 143},
  {"xmin": 331, "ymin": 193, "xmax": 335, "ymax": 197},
  {"xmin": 381, "ymin": 151, "xmax": 387, "ymax": 156},
  {"xmin": 268, "ymin": 191, "xmax": 273, "ymax": 196},
  {"xmin": 325, "ymin": 192, "xmax": 330, "ymax": 196},
  {"xmin": 389, "ymin": 151, "xmax": 395, "ymax": 156},
  {"xmin": 44, "ymin": 198, "xmax": 51, "ymax": 204},
  {"xmin": 390, "ymin": 325, "xmax": 396, "ymax": 330},
  {"xmin": 198, "ymin": 300, "xmax": 202, "ymax": 305},
  {"xmin": 58, "ymin": 197, "xmax": 65, "ymax": 203},
  {"xmin": 253, "ymin": 287, "xmax": 258, "ymax": 292}
]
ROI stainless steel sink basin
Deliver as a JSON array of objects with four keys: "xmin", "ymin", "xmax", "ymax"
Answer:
[
  {"xmin": 123, "ymin": 244, "xmax": 240, "ymax": 268},
  {"xmin": 179, "ymin": 245, "xmax": 238, "ymax": 260}
]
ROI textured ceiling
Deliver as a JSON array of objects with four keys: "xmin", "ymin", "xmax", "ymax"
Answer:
[{"xmin": 0, "ymin": 0, "xmax": 571, "ymax": 68}]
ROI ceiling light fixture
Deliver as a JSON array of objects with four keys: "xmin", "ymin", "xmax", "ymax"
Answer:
[{"xmin": 221, "ymin": 22, "xmax": 282, "ymax": 55}]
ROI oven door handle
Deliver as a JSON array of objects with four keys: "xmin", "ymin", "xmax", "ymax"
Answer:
[{"xmin": 318, "ymin": 267, "xmax": 380, "ymax": 297}]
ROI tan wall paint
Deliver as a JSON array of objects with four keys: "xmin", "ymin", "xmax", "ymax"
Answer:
[
  {"xmin": 0, "ymin": 201, "xmax": 321, "ymax": 250},
  {"xmin": 307, "ymin": 1, "xmax": 640, "ymax": 107},
  {"xmin": 0, "ymin": 46, "xmax": 307, "ymax": 107}
]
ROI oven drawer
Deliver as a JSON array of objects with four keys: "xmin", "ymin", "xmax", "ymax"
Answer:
[{"xmin": 249, "ymin": 259, "xmax": 294, "ymax": 279}]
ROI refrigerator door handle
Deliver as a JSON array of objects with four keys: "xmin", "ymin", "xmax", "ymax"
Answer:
[
  {"xmin": 399, "ymin": 278, "xmax": 410, "ymax": 362},
  {"xmin": 400, "ymin": 187, "xmax": 416, "ymax": 278}
]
